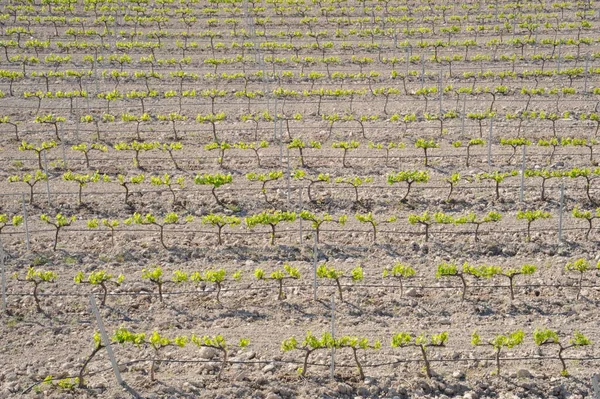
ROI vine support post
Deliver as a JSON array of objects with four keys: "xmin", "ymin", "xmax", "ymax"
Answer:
[
  {"xmin": 512, "ymin": 18, "xmax": 516, "ymax": 40},
  {"xmin": 74, "ymin": 97, "xmax": 80, "ymax": 142},
  {"xmin": 438, "ymin": 71, "xmax": 443, "ymax": 115},
  {"xmin": 405, "ymin": 46, "xmax": 409, "ymax": 75},
  {"xmin": 298, "ymin": 189, "xmax": 303, "ymax": 244},
  {"xmin": 330, "ymin": 293, "xmax": 335, "ymax": 380},
  {"xmin": 21, "ymin": 193, "xmax": 30, "ymax": 250},
  {"xmin": 558, "ymin": 183, "xmax": 565, "ymax": 242},
  {"xmin": 89, "ymin": 295, "xmax": 125, "ymax": 387},
  {"xmin": 461, "ymin": 98, "xmax": 466, "ymax": 135},
  {"xmin": 420, "ymin": 55, "xmax": 425, "ymax": 89},
  {"xmin": 278, "ymin": 121, "xmax": 283, "ymax": 167},
  {"xmin": 286, "ymin": 147, "xmax": 291, "ymax": 208},
  {"xmin": 583, "ymin": 54, "xmax": 589, "ymax": 95},
  {"xmin": 273, "ymin": 99, "xmax": 278, "ymax": 142},
  {"xmin": 1, "ymin": 239, "xmax": 7, "ymax": 314},
  {"xmin": 313, "ymin": 233, "xmax": 318, "ymax": 301},
  {"xmin": 487, "ymin": 117, "xmax": 493, "ymax": 167},
  {"xmin": 61, "ymin": 142, "xmax": 68, "ymax": 169},
  {"xmin": 557, "ymin": 42, "xmax": 562, "ymax": 73},
  {"xmin": 592, "ymin": 375, "xmax": 600, "ymax": 399},
  {"xmin": 260, "ymin": 52, "xmax": 267, "ymax": 96},
  {"xmin": 43, "ymin": 151, "xmax": 51, "ymax": 207},
  {"xmin": 92, "ymin": 60, "xmax": 99, "ymax": 95},
  {"xmin": 519, "ymin": 145, "xmax": 526, "ymax": 204}
]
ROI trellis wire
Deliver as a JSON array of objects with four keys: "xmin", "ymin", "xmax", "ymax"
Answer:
[{"xmin": 7, "ymin": 279, "xmax": 600, "ymax": 300}]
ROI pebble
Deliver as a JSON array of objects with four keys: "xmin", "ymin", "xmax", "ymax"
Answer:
[
  {"xmin": 234, "ymin": 370, "xmax": 250, "ymax": 381},
  {"xmin": 337, "ymin": 382, "xmax": 353, "ymax": 394},
  {"xmin": 262, "ymin": 363, "xmax": 276, "ymax": 373},
  {"xmin": 453, "ymin": 370, "xmax": 465, "ymax": 379},
  {"xmin": 405, "ymin": 288, "xmax": 418, "ymax": 297},
  {"xmin": 198, "ymin": 347, "xmax": 218, "ymax": 360},
  {"xmin": 516, "ymin": 369, "xmax": 534, "ymax": 379}
]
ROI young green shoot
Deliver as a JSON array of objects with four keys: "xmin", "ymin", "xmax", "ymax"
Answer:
[
  {"xmin": 150, "ymin": 174, "xmax": 185, "ymax": 204},
  {"xmin": 497, "ymin": 264, "xmax": 537, "ymax": 300},
  {"xmin": 74, "ymin": 270, "xmax": 124, "ymax": 306},
  {"xmin": 533, "ymin": 329, "xmax": 591, "ymax": 376},
  {"xmin": 13, "ymin": 267, "xmax": 57, "ymax": 313},
  {"xmin": 281, "ymin": 331, "xmax": 335, "ymax": 377},
  {"xmin": 292, "ymin": 170, "xmax": 330, "ymax": 202},
  {"xmin": 245, "ymin": 210, "xmax": 297, "ymax": 245},
  {"xmin": 201, "ymin": 214, "xmax": 241, "ymax": 245},
  {"xmin": 299, "ymin": 211, "xmax": 347, "ymax": 243},
  {"xmin": 516, "ymin": 210, "xmax": 552, "ymax": 241},
  {"xmin": 190, "ymin": 334, "xmax": 249, "ymax": 380},
  {"xmin": 334, "ymin": 176, "xmax": 373, "ymax": 207},
  {"xmin": 194, "ymin": 173, "xmax": 233, "ymax": 207},
  {"xmin": 386, "ymin": 170, "xmax": 430, "ymax": 202},
  {"xmin": 332, "ymin": 140, "xmax": 360, "ymax": 168},
  {"xmin": 78, "ymin": 332, "xmax": 104, "ymax": 388},
  {"xmin": 336, "ymin": 336, "xmax": 381, "ymax": 379},
  {"xmin": 116, "ymin": 173, "xmax": 144, "ymax": 206},
  {"xmin": 62, "ymin": 170, "xmax": 110, "ymax": 205},
  {"xmin": 0, "ymin": 214, "xmax": 23, "ymax": 235},
  {"xmin": 383, "ymin": 263, "xmax": 416, "ymax": 297},
  {"xmin": 471, "ymin": 330, "xmax": 524, "ymax": 375},
  {"xmin": 255, "ymin": 264, "xmax": 301, "ymax": 300},
  {"xmin": 355, "ymin": 212, "xmax": 397, "ymax": 243},
  {"xmin": 454, "ymin": 211, "xmax": 502, "ymax": 242},
  {"xmin": 571, "ymin": 206, "xmax": 600, "ymax": 240},
  {"xmin": 8, "ymin": 170, "xmax": 48, "ymax": 203},
  {"xmin": 40, "ymin": 213, "xmax": 76, "ymax": 251},
  {"xmin": 246, "ymin": 171, "xmax": 284, "ymax": 204},
  {"xmin": 476, "ymin": 171, "xmax": 518, "ymax": 200},
  {"xmin": 565, "ymin": 258, "xmax": 599, "ymax": 300},
  {"xmin": 141, "ymin": 265, "xmax": 166, "ymax": 302},
  {"xmin": 124, "ymin": 212, "xmax": 193, "ymax": 250},
  {"xmin": 316, "ymin": 263, "xmax": 363, "ymax": 301},
  {"xmin": 436, "ymin": 262, "xmax": 471, "ymax": 301},
  {"xmin": 444, "ymin": 173, "xmax": 461, "ymax": 202},
  {"xmin": 391, "ymin": 332, "xmax": 448, "ymax": 378},
  {"xmin": 414, "ymin": 138, "xmax": 439, "ymax": 167}
]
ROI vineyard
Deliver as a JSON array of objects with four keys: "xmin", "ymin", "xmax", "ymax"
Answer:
[{"xmin": 1, "ymin": 0, "xmax": 600, "ymax": 397}]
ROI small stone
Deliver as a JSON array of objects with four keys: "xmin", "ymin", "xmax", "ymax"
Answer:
[
  {"xmin": 405, "ymin": 288, "xmax": 418, "ymax": 297},
  {"xmin": 453, "ymin": 370, "xmax": 465, "ymax": 379},
  {"xmin": 463, "ymin": 392, "xmax": 479, "ymax": 399},
  {"xmin": 502, "ymin": 247, "xmax": 517, "ymax": 256},
  {"xmin": 516, "ymin": 369, "xmax": 534, "ymax": 379},
  {"xmin": 337, "ymin": 382, "xmax": 353, "ymax": 394},
  {"xmin": 234, "ymin": 370, "xmax": 250, "ymax": 381},
  {"xmin": 198, "ymin": 347, "xmax": 218, "ymax": 360},
  {"xmin": 265, "ymin": 393, "xmax": 281, "ymax": 399},
  {"xmin": 262, "ymin": 363, "xmax": 276, "ymax": 373}
]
